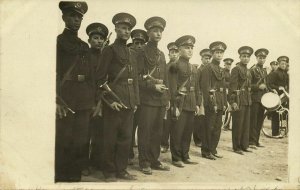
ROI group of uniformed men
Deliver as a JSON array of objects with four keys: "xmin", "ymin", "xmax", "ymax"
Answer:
[{"xmin": 55, "ymin": 1, "xmax": 289, "ymax": 182}]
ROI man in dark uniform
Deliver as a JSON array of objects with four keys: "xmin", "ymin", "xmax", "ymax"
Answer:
[
  {"xmin": 169, "ymin": 35, "xmax": 201, "ymax": 167},
  {"xmin": 222, "ymin": 58, "xmax": 233, "ymax": 131},
  {"xmin": 200, "ymin": 42, "xmax": 227, "ymax": 160},
  {"xmin": 249, "ymin": 48, "xmax": 269, "ymax": 148},
  {"xmin": 268, "ymin": 56, "xmax": 289, "ymax": 136},
  {"xmin": 136, "ymin": 17, "xmax": 170, "ymax": 175},
  {"xmin": 95, "ymin": 12, "xmax": 139, "ymax": 182},
  {"xmin": 161, "ymin": 42, "xmax": 179, "ymax": 153},
  {"xmin": 270, "ymin": 60, "xmax": 279, "ymax": 72},
  {"xmin": 229, "ymin": 46, "xmax": 253, "ymax": 155},
  {"xmin": 128, "ymin": 29, "xmax": 148, "ymax": 165},
  {"xmin": 56, "ymin": 1, "xmax": 94, "ymax": 182},
  {"xmin": 82, "ymin": 22, "xmax": 109, "ymax": 175},
  {"xmin": 193, "ymin": 49, "xmax": 212, "ymax": 147}
]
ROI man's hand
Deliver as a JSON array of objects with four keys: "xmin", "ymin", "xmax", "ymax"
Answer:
[
  {"xmin": 259, "ymin": 83, "xmax": 267, "ymax": 90},
  {"xmin": 110, "ymin": 102, "xmax": 123, "ymax": 111},
  {"xmin": 166, "ymin": 101, "xmax": 170, "ymax": 111},
  {"xmin": 231, "ymin": 103, "xmax": 239, "ymax": 111},
  {"xmin": 56, "ymin": 104, "xmax": 67, "ymax": 119},
  {"xmin": 213, "ymin": 105, "xmax": 218, "ymax": 113},
  {"xmin": 195, "ymin": 105, "xmax": 200, "ymax": 116},
  {"xmin": 155, "ymin": 84, "xmax": 167, "ymax": 93},
  {"xmin": 134, "ymin": 106, "xmax": 138, "ymax": 113}
]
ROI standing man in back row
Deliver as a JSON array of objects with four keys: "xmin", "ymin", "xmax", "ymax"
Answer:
[
  {"xmin": 222, "ymin": 58, "xmax": 233, "ymax": 131},
  {"xmin": 200, "ymin": 41, "xmax": 227, "ymax": 160},
  {"xmin": 128, "ymin": 29, "xmax": 148, "ymax": 165},
  {"xmin": 161, "ymin": 42, "xmax": 179, "ymax": 153},
  {"xmin": 137, "ymin": 16, "xmax": 170, "ymax": 175},
  {"xmin": 96, "ymin": 12, "xmax": 139, "ymax": 182}
]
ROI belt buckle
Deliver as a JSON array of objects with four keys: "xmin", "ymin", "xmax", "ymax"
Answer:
[
  {"xmin": 190, "ymin": 87, "xmax": 195, "ymax": 91},
  {"xmin": 128, "ymin": 78, "xmax": 133, "ymax": 84},
  {"xmin": 248, "ymin": 87, "xmax": 251, "ymax": 91},
  {"xmin": 220, "ymin": 88, "xmax": 223, "ymax": 92},
  {"xmin": 241, "ymin": 88, "xmax": 245, "ymax": 91},
  {"xmin": 77, "ymin": 75, "xmax": 85, "ymax": 82}
]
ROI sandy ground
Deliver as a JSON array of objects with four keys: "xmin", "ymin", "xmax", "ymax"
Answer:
[{"xmin": 82, "ymin": 119, "xmax": 288, "ymax": 183}]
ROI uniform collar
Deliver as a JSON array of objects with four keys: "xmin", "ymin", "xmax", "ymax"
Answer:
[
  {"xmin": 178, "ymin": 56, "xmax": 189, "ymax": 63},
  {"xmin": 147, "ymin": 41, "xmax": 158, "ymax": 48},
  {"xmin": 114, "ymin": 38, "xmax": 127, "ymax": 46},
  {"xmin": 63, "ymin": 28, "xmax": 78, "ymax": 36},
  {"xmin": 91, "ymin": 47, "xmax": 101, "ymax": 53},
  {"xmin": 211, "ymin": 59, "xmax": 220, "ymax": 65},
  {"xmin": 256, "ymin": 63, "xmax": 263, "ymax": 68}
]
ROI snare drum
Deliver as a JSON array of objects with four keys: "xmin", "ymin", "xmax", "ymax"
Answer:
[{"xmin": 261, "ymin": 92, "xmax": 281, "ymax": 111}]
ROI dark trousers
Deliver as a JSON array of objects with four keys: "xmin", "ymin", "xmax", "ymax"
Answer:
[
  {"xmin": 129, "ymin": 108, "xmax": 140, "ymax": 159},
  {"xmin": 161, "ymin": 110, "xmax": 173, "ymax": 149},
  {"xmin": 102, "ymin": 105, "xmax": 134, "ymax": 177},
  {"xmin": 201, "ymin": 107, "xmax": 222, "ymax": 155},
  {"xmin": 170, "ymin": 110, "xmax": 194, "ymax": 162},
  {"xmin": 55, "ymin": 109, "xmax": 91, "ymax": 182},
  {"xmin": 138, "ymin": 105, "xmax": 164, "ymax": 168},
  {"xmin": 249, "ymin": 102, "xmax": 265, "ymax": 145},
  {"xmin": 88, "ymin": 116, "xmax": 104, "ymax": 169},
  {"xmin": 231, "ymin": 105, "xmax": 250, "ymax": 151},
  {"xmin": 193, "ymin": 115, "xmax": 205, "ymax": 144}
]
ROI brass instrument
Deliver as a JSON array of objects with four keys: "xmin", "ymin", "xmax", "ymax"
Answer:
[{"xmin": 99, "ymin": 81, "xmax": 128, "ymax": 109}]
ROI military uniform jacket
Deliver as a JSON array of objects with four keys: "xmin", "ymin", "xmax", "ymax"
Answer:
[
  {"xmin": 268, "ymin": 67, "xmax": 289, "ymax": 95},
  {"xmin": 250, "ymin": 64, "xmax": 267, "ymax": 102},
  {"xmin": 56, "ymin": 28, "xmax": 95, "ymax": 110},
  {"xmin": 137, "ymin": 41, "xmax": 170, "ymax": 107},
  {"xmin": 229, "ymin": 63, "xmax": 252, "ymax": 106},
  {"xmin": 96, "ymin": 38, "xmax": 140, "ymax": 109},
  {"xmin": 88, "ymin": 48, "xmax": 102, "ymax": 72},
  {"xmin": 223, "ymin": 69, "xmax": 230, "ymax": 89},
  {"xmin": 200, "ymin": 59, "xmax": 227, "ymax": 111},
  {"xmin": 169, "ymin": 57, "xmax": 201, "ymax": 112}
]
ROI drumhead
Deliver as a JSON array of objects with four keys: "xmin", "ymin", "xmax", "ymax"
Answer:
[{"xmin": 261, "ymin": 92, "xmax": 281, "ymax": 110}]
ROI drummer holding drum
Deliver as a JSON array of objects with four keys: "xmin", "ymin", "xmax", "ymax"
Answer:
[{"xmin": 267, "ymin": 56, "xmax": 289, "ymax": 136}]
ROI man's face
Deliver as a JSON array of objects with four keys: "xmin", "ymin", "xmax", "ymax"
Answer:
[
  {"xmin": 212, "ymin": 50, "xmax": 224, "ymax": 62},
  {"xmin": 62, "ymin": 10, "xmax": 83, "ymax": 31},
  {"xmin": 147, "ymin": 27, "xmax": 162, "ymax": 42},
  {"xmin": 88, "ymin": 34, "xmax": 105, "ymax": 49},
  {"xmin": 256, "ymin": 56, "xmax": 266, "ymax": 65},
  {"xmin": 271, "ymin": 64, "xmax": 278, "ymax": 71},
  {"xmin": 278, "ymin": 60, "xmax": 287, "ymax": 70},
  {"xmin": 115, "ymin": 23, "xmax": 131, "ymax": 40},
  {"xmin": 240, "ymin": 54, "xmax": 250, "ymax": 64},
  {"xmin": 179, "ymin": 45, "xmax": 193, "ymax": 60},
  {"xmin": 224, "ymin": 63, "xmax": 231, "ymax": 70},
  {"xmin": 169, "ymin": 49, "xmax": 179, "ymax": 62},
  {"xmin": 133, "ymin": 39, "xmax": 145, "ymax": 50},
  {"xmin": 201, "ymin": 55, "xmax": 211, "ymax": 64}
]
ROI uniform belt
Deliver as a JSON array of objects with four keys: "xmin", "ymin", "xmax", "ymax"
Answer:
[
  {"xmin": 181, "ymin": 86, "xmax": 195, "ymax": 92},
  {"xmin": 116, "ymin": 78, "xmax": 134, "ymax": 85},
  {"xmin": 65, "ymin": 75, "xmax": 88, "ymax": 82}
]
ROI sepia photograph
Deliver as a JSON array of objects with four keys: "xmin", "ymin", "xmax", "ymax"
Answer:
[{"xmin": 1, "ymin": 0, "xmax": 300, "ymax": 189}]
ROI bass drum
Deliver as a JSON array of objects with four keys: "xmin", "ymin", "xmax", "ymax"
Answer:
[{"xmin": 261, "ymin": 92, "xmax": 281, "ymax": 111}]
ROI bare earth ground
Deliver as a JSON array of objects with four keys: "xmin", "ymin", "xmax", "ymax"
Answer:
[{"xmin": 82, "ymin": 119, "xmax": 288, "ymax": 183}]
